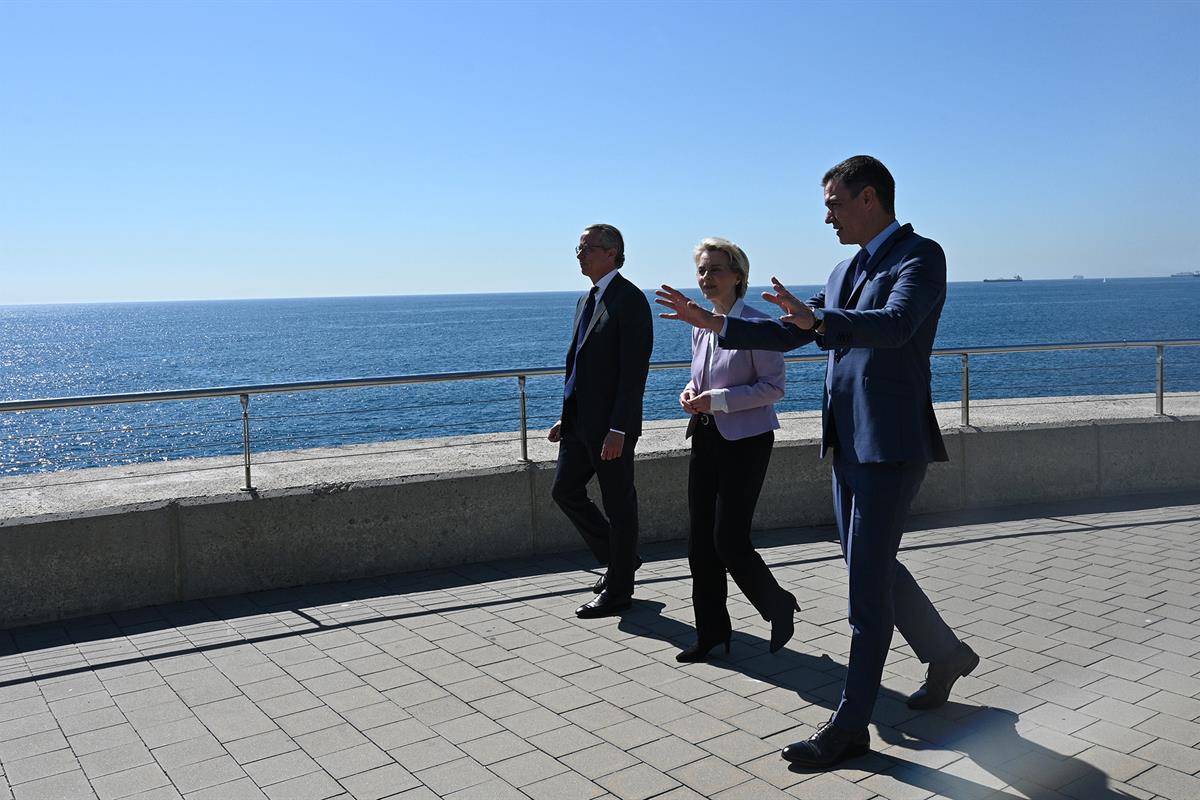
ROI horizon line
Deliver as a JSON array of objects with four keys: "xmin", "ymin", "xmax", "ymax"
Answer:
[{"xmin": 2, "ymin": 274, "xmax": 1182, "ymax": 308}]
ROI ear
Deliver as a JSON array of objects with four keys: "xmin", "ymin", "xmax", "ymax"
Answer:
[{"xmin": 860, "ymin": 185, "xmax": 876, "ymax": 208}]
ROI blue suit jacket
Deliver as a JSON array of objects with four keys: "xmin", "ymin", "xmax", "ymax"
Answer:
[{"xmin": 720, "ymin": 223, "xmax": 949, "ymax": 464}]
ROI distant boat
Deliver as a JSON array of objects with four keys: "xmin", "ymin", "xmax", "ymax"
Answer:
[
  {"xmin": 983, "ymin": 275, "xmax": 1023, "ymax": 283},
  {"xmin": 1072, "ymin": 275, "xmax": 1085, "ymax": 279},
  {"xmin": 1170, "ymin": 270, "xmax": 1200, "ymax": 277}
]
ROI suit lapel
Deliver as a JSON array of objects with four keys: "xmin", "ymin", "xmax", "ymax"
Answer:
[
  {"xmin": 580, "ymin": 272, "xmax": 620, "ymax": 347},
  {"xmin": 838, "ymin": 223, "xmax": 913, "ymax": 310}
]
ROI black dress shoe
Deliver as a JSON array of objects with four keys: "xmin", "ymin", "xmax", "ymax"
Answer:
[
  {"xmin": 781, "ymin": 718, "xmax": 870, "ymax": 767},
  {"xmin": 770, "ymin": 591, "xmax": 801, "ymax": 654},
  {"xmin": 576, "ymin": 590, "xmax": 632, "ymax": 619},
  {"xmin": 907, "ymin": 641, "xmax": 979, "ymax": 709},
  {"xmin": 676, "ymin": 631, "xmax": 732, "ymax": 663}
]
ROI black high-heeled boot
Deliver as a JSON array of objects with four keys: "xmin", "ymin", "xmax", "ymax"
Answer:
[
  {"xmin": 676, "ymin": 631, "xmax": 732, "ymax": 663},
  {"xmin": 770, "ymin": 592, "xmax": 800, "ymax": 654}
]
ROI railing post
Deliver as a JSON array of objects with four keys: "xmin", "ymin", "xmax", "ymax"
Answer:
[
  {"xmin": 1155, "ymin": 345, "xmax": 1164, "ymax": 415},
  {"xmin": 239, "ymin": 393, "xmax": 256, "ymax": 492},
  {"xmin": 518, "ymin": 375, "xmax": 530, "ymax": 463},
  {"xmin": 960, "ymin": 353, "xmax": 970, "ymax": 426}
]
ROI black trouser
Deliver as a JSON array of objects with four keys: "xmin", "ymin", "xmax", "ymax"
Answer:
[
  {"xmin": 551, "ymin": 418, "xmax": 639, "ymax": 598},
  {"xmin": 687, "ymin": 421, "xmax": 784, "ymax": 638}
]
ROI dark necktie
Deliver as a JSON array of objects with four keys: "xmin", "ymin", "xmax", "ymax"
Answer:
[
  {"xmin": 852, "ymin": 248, "xmax": 870, "ymax": 284},
  {"xmin": 563, "ymin": 286, "xmax": 597, "ymax": 398}
]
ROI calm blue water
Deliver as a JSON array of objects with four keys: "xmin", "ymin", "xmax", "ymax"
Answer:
[{"xmin": 3, "ymin": 278, "xmax": 1199, "ymax": 475}]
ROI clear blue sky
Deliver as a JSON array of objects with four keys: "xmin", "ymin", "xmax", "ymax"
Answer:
[{"xmin": 2, "ymin": 0, "xmax": 1197, "ymax": 303}]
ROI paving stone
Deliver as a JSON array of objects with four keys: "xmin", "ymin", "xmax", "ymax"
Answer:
[
  {"xmin": 7, "ymin": 769, "xmax": 96, "ymax": 800},
  {"xmin": 184, "ymin": 776, "xmax": 269, "ymax": 800},
  {"xmin": 697, "ymin": 729, "xmax": 777, "ymax": 765},
  {"xmin": 338, "ymin": 702, "xmax": 409, "ymax": 732},
  {"xmin": 340, "ymin": 765, "xmax": 425, "ymax": 800},
  {"xmin": 457, "ymin": 730, "xmax": 535, "ymax": 766},
  {"xmin": 90, "ymin": 762, "xmax": 171, "ymax": 800},
  {"xmin": 668, "ymin": 756, "xmax": 753, "ymax": 796},
  {"xmin": 1130, "ymin": 764, "xmax": 1200, "ymax": 798},
  {"xmin": 0, "ymin": 713, "xmax": 58, "ymax": 744},
  {"xmin": 1132, "ymin": 738, "xmax": 1200, "ymax": 775},
  {"xmin": 242, "ymin": 749, "xmax": 321, "ymax": 786},
  {"xmin": 596, "ymin": 762, "xmax": 680, "ymax": 800},
  {"xmin": 313, "ymin": 742, "xmax": 392, "ymax": 780},
  {"xmin": 138, "ymin": 718, "xmax": 210, "ymax": 749},
  {"xmin": 560, "ymin": 742, "xmax": 639, "ymax": 781},
  {"xmin": 260, "ymin": 770, "xmax": 343, "ymax": 800},
  {"xmin": 388, "ymin": 737, "xmax": 463, "ymax": 772},
  {"xmin": 192, "ymin": 698, "xmax": 276, "ymax": 743},
  {"xmin": 224, "ymin": 730, "xmax": 299, "ymax": 766},
  {"xmin": 489, "ymin": 749, "xmax": 567, "ymax": 787},
  {"xmin": 522, "ymin": 770, "xmax": 607, "ymax": 800},
  {"xmin": 1134, "ymin": 712, "xmax": 1200, "ymax": 747},
  {"xmin": 79, "ymin": 741, "xmax": 155, "ymax": 780},
  {"xmin": 628, "ymin": 736, "xmax": 707, "ymax": 772},
  {"xmin": 362, "ymin": 719, "xmax": 436, "ymax": 751},
  {"xmin": 160, "ymin": 754, "xmax": 244, "ymax": 794},
  {"xmin": 150, "ymin": 735, "xmax": 225, "ymax": 770},
  {"xmin": 3, "ymin": 748, "xmax": 80, "ymax": 786},
  {"xmin": 413, "ymin": 756, "xmax": 493, "ymax": 795}
]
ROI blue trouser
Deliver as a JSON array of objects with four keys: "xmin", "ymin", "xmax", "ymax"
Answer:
[{"xmin": 830, "ymin": 455, "xmax": 959, "ymax": 731}]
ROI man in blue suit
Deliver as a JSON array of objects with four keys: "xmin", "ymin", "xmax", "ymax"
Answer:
[{"xmin": 657, "ymin": 156, "xmax": 977, "ymax": 768}]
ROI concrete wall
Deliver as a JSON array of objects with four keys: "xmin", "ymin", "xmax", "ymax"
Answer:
[{"xmin": 3, "ymin": 416, "xmax": 1198, "ymax": 628}]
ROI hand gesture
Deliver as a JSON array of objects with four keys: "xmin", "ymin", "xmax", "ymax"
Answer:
[
  {"xmin": 655, "ymin": 285, "xmax": 722, "ymax": 332},
  {"xmin": 762, "ymin": 276, "xmax": 816, "ymax": 330},
  {"xmin": 547, "ymin": 420, "xmax": 562, "ymax": 443},
  {"xmin": 679, "ymin": 387, "xmax": 696, "ymax": 413}
]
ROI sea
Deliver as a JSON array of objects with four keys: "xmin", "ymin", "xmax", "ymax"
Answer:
[{"xmin": 2, "ymin": 278, "xmax": 1199, "ymax": 476}]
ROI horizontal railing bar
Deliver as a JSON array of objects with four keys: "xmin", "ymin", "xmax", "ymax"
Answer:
[{"xmin": 2, "ymin": 338, "xmax": 1198, "ymax": 414}]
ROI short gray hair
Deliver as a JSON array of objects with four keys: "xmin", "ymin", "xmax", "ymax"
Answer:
[
  {"xmin": 693, "ymin": 237, "xmax": 750, "ymax": 299},
  {"xmin": 584, "ymin": 224, "xmax": 625, "ymax": 268}
]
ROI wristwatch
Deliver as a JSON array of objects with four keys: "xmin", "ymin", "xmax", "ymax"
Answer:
[{"xmin": 810, "ymin": 307, "xmax": 825, "ymax": 332}]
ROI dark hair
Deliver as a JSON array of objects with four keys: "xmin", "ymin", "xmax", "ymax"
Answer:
[
  {"xmin": 822, "ymin": 155, "xmax": 896, "ymax": 215},
  {"xmin": 585, "ymin": 223, "xmax": 625, "ymax": 268}
]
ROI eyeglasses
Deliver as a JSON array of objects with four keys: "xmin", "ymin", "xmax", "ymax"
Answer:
[{"xmin": 575, "ymin": 244, "xmax": 606, "ymax": 256}]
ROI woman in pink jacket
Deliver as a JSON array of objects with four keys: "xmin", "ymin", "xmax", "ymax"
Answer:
[{"xmin": 676, "ymin": 237, "xmax": 800, "ymax": 662}]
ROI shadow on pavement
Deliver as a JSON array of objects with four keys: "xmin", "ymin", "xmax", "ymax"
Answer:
[{"xmin": 620, "ymin": 599, "xmax": 1139, "ymax": 800}]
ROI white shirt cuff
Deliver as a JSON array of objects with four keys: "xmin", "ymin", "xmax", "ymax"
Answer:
[{"xmin": 708, "ymin": 389, "xmax": 729, "ymax": 413}]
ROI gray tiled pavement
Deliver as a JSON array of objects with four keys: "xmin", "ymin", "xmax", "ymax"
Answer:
[{"xmin": 2, "ymin": 491, "xmax": 1199, "ymax": 800}]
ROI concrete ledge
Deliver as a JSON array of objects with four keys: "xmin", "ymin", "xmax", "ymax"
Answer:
[{"xmin": 2, "ymin": 395, "xmax": 1198, "ymax": 627}]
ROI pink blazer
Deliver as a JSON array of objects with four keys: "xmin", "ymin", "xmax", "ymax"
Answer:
[{"xmin": 686, "ymin": 302, "xmax": 785, "ymax": 440}]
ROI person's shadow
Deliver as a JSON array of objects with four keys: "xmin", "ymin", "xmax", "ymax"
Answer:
[{"xmin": 619, "ymin": 601, "xmax": 1138, "ymax": 800}]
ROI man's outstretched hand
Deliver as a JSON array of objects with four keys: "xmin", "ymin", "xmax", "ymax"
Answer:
[
  {"xmin": 763, "ymin": 277, "xmax": 817, "ymax": 330},
  {"xmin": 655, "ymin": 285, "xmax": 723, "ymax": 332}
]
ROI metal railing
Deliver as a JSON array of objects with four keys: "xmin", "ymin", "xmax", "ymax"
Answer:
[{"xmin": 1, "ymin": 339, "xmax": 1197, "ymax": 490}]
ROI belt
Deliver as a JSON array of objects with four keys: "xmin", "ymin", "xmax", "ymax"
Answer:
[{"xmin": 696, "ymin": 413, "xmax": 714, "ymax": 426}]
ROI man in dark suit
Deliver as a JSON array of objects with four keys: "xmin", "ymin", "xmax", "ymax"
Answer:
[
  {"xmin": 549, "ymin": 224, "xmax": 653, "ymax": 619},
  {"xmin": 656, "ymin": 156, "xmax": 977, "ymax": 767}
]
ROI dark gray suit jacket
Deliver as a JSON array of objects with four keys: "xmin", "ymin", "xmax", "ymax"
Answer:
[{"xmin": 561, "ymin": 271, "xmax": 653, "ymax": 440}]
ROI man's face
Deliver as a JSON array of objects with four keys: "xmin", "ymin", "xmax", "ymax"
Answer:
[
  {"xmin": 824, "ymin": 179, "xmax": 872, "ymax": 246},
  {"xmin": 576, "ymin": 230, "xmax": 615, "ymax": 281}
]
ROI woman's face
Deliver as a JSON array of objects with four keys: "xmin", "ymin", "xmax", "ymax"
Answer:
[{"xmin": 696, "ymin": 249, "xmax": 740, "ymax": 305}]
